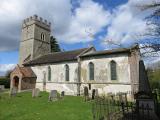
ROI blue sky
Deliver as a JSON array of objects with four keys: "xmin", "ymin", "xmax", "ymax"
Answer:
[
  {"xmin": 0, "ymin": 0, "xmax": 159, "ymax": 75},
  {"xmin": 0, "ymin": 0, "xmax": 128, "ymax": 64}
]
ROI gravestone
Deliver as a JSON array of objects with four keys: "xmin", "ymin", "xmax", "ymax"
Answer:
[
  {"xmin": 84, "ymin": 86, "xmax": 89, "ymax": 101},
  {"xmin": 92, "ymin": 89, "xmax": 96, "ymax": 100},
  {"xmin": 32, "ymin": 88, "xmax": 40, "ymax": 98},
  {"xmin": 95, "ymin": 89, "xmax": 98, "ymax": 97},
  {"xmin": 10, "ymin": 87, "xmax": 18, "ymax": 97},
  {"xmin": 134, "ymin": 91, "xmax": 158, "ymax": 119},
  {"xmin": 48, "ymin": 90, "xmax": 58, "ymax": 101},
  {"xmin": 61, "ymin": 91, "xmax": 65, "ymax": 97},
  {"xmin": 117, "ymin": 92, "xmax": 128, "ymax": 105},
  {"xmin": 0, "ymin": 85, "xmax": 5, "ymax": 91},
  {"xmin": 139, "ymin": 60, "xmax": 151, "ymax": 93}
]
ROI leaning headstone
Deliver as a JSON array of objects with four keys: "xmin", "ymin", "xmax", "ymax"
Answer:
[
  {"xmin": 84, "ymin": 87, "xmax": 89, "ymax": 101},
  {"xmin": 61, "ymin": 91, "xmax": 65, "ymax": 97},
  {"xmin": 10, "ymin": 87, "xmax": 18, "ymax": 97},
  {"xmin": 92, "ymin": 89, "xmax": 96, "ymax": 100},
  {"xmin": 48, "ymin": 90, "xmax": 58, "ymax": 101},
  {"xmin": 32, "ymin": 88, "xmax": 40, "ymax": 98}
]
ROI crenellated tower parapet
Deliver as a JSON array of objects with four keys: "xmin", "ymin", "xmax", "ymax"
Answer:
[{"xmin": 22, "ymin": 15, "xmax": 51, "ymax": 31}]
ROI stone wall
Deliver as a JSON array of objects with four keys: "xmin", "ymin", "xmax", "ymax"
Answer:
[
  {"xmin": 21, "ymin": 78, "xmax": 36, "ymax": 90},
  {"xmin": 31, "ymin": 53, "xmax": 134, "ymax": 95},
  {"xmin": 31, "ymin": 61, "xmax": 79, "ymax": 94},
  {"xmin": 80, "ymin": 83, "xmax": 131, "ymax": 95},
  {"xmin": 19, "ymin": 15, "xmax": 51, "ymax": 65},
  {"xmin": 81, "ymin": 53, "xmax": 131, "ymax": 83},
  {"xmin": 32, "ymin": 61, "xmax": 78, "ymax": 82}
]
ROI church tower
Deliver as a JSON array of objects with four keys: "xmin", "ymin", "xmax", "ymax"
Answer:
[{"xmin": 19, "ymin": 15, "xmax": 51, "ymax": 65}]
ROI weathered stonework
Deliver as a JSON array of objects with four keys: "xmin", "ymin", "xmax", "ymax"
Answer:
[
  {"xmin": 19, "ymin": 15, "xmax": 51, "ymax": 65},
  {"xmin": 30, "ymin": 52, "xmax": 136, "ymax": 96},
  {"xmin": 10, "ymin": 66, "xmax": 36, "ymax": 92}
]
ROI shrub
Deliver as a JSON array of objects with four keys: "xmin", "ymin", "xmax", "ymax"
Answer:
[
  {"xmin": 0, "ymin": 77, "xmax": 10, "ymax": 88},
  {"xmin": 147, "ymin": 69, "xmax": 160, "ymax": 90}
]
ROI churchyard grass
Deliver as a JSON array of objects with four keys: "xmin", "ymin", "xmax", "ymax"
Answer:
[{"xmin": 0, "ymin": 91, "xmax": 92, "ymax": 120}]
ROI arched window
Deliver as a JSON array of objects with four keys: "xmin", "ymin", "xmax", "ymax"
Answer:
[
  {"xmin": 65, "ymin": 64, "xmax": 69, "ymax": 81},
  {"xmin": 48, "ymin": 66, "xmax": 51, "ymax": 81},
  {"xmin": 89, "ymin": 62, "xmax": 94, "ymax": 80},
  {"xmin": 110, "ymin": 60, "xmax": 117, "ymax": 80},
  {"xmin": 41, "ymin": 33, "xmax": 45, "ymax": 41}
]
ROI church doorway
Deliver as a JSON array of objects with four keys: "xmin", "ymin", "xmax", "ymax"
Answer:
[{"xmin": 13, "ymin": 76, "xmax": 19, "ymax": 89}]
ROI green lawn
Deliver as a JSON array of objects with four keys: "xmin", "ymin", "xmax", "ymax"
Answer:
[{"xmin": 0, "ymin": 91, "xmax": 92, "ymax": 120}]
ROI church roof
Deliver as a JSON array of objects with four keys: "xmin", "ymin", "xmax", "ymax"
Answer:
[
  {"xmin": 24, "ymin": 45, "xmax": 139, "ymax": 66},
  {"xmin": 82, "ymin": 48, "xmax": 130, "ymax": 57},
  {"xmin": 19, "ymin": 67, "xmax": 37, "ymax": 78},
  {"xmin": 11, "ymin": 65, "xmax": 36, "ymax": 78},
  {"xmin": 24, "ymin": 48, "xmax": 89, "ymax": 66},
  {"xmin": 81, "ymin": 45, "xmax": 139, "ymax": 57}
]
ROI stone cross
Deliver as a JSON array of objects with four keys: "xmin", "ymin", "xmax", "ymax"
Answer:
[
  {"xmin": 32, "ymin": 88, "xmax": 40, "ymax": 98},
  {"xmin": 48, "ymin": 90, "xmax": 58, "ymax": 101}
]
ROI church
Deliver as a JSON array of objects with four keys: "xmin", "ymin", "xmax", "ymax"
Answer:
[{"xmin": 10, "ymin": 15, "xmax": 143, "ymax": 96}]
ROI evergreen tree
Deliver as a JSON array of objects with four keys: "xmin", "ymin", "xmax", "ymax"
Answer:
[{"xmin": 50, "ymin": 36, "xmax": 61, "ymax": 52}]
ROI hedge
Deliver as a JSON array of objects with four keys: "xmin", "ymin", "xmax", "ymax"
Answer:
[{"xmin": 0, "ymin": 77, "xmax": 10, "ymax": 88}]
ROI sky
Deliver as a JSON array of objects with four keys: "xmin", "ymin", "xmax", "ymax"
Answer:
[{"xmin": 0, "ymin": 0, "xmax": 159, "ymax": 76}]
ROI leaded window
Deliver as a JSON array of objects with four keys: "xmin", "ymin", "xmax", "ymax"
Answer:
[
  {"xmin": 89, "ymin": 62, "xmax": 94, "ymax": 80},
  {"xmin": 110, "ymin": 60, "xmax": 117, "ymax": 80},
  {"xmin": 65, "ymin": 64, "xmax": 69, "ymax": 81}
]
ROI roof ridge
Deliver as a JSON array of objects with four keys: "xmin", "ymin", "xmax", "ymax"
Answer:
[{"xmin": 48, "ymin": 47, "xmax": 89, "ymax": 55}]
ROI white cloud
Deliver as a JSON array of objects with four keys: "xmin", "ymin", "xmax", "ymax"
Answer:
[
  {"xmin": 103, "ymin": 0, "xmax": 151, "ymax": 48},
  {"xmin": 0, "ymin": 0, "xmax": 156, "ymax": 51},
  {"xmin": 58, "ymin": 0, "xmax": 111, "ymax": 43},
  {"xmin": 0, "ymin": 64, "xmax": 16, "ymax": 72},
  {"xmin": 0, "ymin": 0, "xmax": 72, "ymax": 51},
  {"xmin": 0, "ymin": 0, "xmax": 110, "ymax": 51}
]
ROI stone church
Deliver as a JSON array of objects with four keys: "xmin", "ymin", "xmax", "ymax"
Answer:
[{"xmin": 10, "ymin": 15, "xmax": 144, "ymax": 96}]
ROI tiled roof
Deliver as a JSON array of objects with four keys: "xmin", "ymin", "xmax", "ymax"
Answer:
[
  {"xmin": 82, "ymin": 48, "xmax": 130, "ymax": 57},
  {"xmin": 24, "ymin": 48, "xmax": 89, "ymax": 66},
  {"xmin": 11, "ymin": 65, "xmax": 36, "ymax": 78},
  {"xmin": 81, "ymin": 45, "xmax": 139, "ymax": 57},
  {"xmin": 24, "ymin": 45, "xmax": 139, "ymax": 66},
  {"xmin": 19, "ymin": 67, "xmax": 36, "ymax": 78}
]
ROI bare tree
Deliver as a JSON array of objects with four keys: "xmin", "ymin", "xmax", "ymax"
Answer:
[
  {"xmin": 137, "ymin": 1, "xmax": 160, "ymax": 57},
  {"xmin": 103, "ymin": 1, "xmax": 160, "ymax": 58}
]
